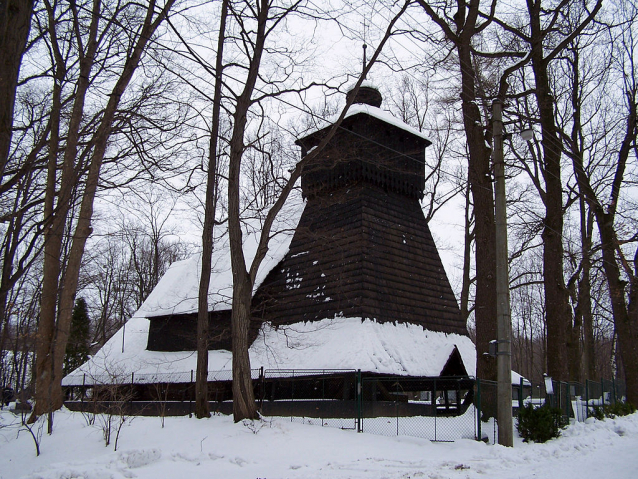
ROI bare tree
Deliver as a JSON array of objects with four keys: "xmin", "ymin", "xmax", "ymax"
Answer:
[
  {"xmin": 564, "ymin": 2, "xmax": 638, "ymax": 401},
  {"xmin": 195, "ymin": 0, "xmax": 229, "ymax": 419},
  {"xmin": 0, "ymin": 0, "xmax": 35, "ymax": 179},
  {"xmin": 221, "ymin": 0, "xmax": 411, "ymax": 421},
  {"xmin": 31, "ymin": 0, "xmax": 176, "ymax": 421},
  {"xmin": 520, "ymin": 0, "xmax": 603, "ymax": 381}
]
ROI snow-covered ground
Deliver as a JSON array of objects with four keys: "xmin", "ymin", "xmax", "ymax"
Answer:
[{"xmin": 1, "ymin": 408, "xmax": 637, "ymax": 479}]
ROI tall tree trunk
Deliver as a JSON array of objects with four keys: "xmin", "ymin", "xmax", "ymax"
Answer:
[
  {"xmin": 0, "ymin": 0, "xmax": 34, "ymax": 177},
  {"xmin": 226, "ymin": 0, "xmax": 269, "ymax": 423},
  {"xmin": 570, "ymin": 80, "xmax": 638, "ymax": 402},
  {"xmin": 33, "ymin": 0, "xmax": 97, "ymax": 418},
  {"xmin": 195, "ymin": 0, "xmax": 228, "ymax": 419},
  {"xmin": 458, "ymin": 9, "xmax": 498, "ymax": 386},
  {"xmin": 224, "ymin": 0, "xmax": 409, "ymax": 422},
  {"xmin": 230, "ymin": 274, "xmax": 257, "ymax": 420},
  {"xmin": 417, "ymin": 0, "xmax": 498, "ymax": 388},
  {"xmin": 528, "ymin": 0, "xmax": 571, "ymax": 381},
  {"xmin": 578, "ymin": 204, "xmax": 595, "ymax": 380}
]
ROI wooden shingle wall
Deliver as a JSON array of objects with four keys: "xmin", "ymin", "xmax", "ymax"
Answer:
[{"xmin": 254, "ymin": 183, "xmax": 466, "ymax": 336}]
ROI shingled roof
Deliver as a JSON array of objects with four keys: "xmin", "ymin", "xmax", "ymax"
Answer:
[{"xmin": 253, "ymin": 85, "xmax": 466, "ymax": 335}]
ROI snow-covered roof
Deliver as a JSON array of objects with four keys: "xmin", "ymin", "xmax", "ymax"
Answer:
[
  {"xmin": 512, "ymin": 370, "xmax": 531, "ymax": 386},
  {"xmin": 62, "ymin": 316, "xmax": 476, "ymax": 386},
  {"xmin": 138, "ymin": 198, "xmax": 303, "ymax": 317},
  {"xmin": 301, "ymin": 103, "xmax": 431, "ymax": 142}
]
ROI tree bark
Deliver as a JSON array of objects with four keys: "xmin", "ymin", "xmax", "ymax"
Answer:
[
  {"xmin": 570, "ymin": 73, "xmax": 638, "ymax": 402},
  {"xmin": 195, "ymin": 0, "xmax": 229, "ymax": 419},
  {"xmin": 223, "ymin": 0, "xmax": 409, "ymax": 421},
  {"xmin": 33, "ymin": 0, "xmax": 102, "ymax": 419},
  {"xmin": 0, "ymin": 0, "xmax": 34, "ymax": 177},
  {"xmin": 528, "ymin": 0, "xmax": 572, "ymax": 381},
  {"xmin": 417, "ymin": 0, "xmax": 498, "ymax": 388},
  {"xmin": 32, "ymin": 0, "xmax": 175, "ymax": 420},
  {"xmin": 226, "ymin": 0, "xmax": 269, "ymax": 422},
  {"xmin": 231, "ymin": 274, "xmax": 258, "ymax": 420}
]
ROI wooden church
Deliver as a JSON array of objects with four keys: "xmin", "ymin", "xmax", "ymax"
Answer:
[{"xmin": 64, "ymin": 84, "xmax": 475, "ymax": 417}]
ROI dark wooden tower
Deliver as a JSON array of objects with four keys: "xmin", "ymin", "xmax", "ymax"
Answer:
[{"xmin": 253, "ymin": 86, "xmax": 466, "ymax": 336}]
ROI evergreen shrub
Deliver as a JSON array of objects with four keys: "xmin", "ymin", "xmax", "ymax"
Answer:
[
  {"xmin": 591, "ymin": 402, "xmax": 635, "ymax": 419},
  {"xmin": 516, "ymin": 404, "xmax": 568, "ymax": 443},
  {"xmin": 590, "ymin": 405, "xmax": 605, "ymax": 420}
]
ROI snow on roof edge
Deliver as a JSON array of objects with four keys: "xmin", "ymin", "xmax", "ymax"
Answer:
[
  {"xmin": 299, "ymin": 104, "xmax": 431, "ymax": 142},
  {"xmin": 63, "ymin": 317, "xmax": 477, "ymax": 386},
  {"xmin": 135, "ymin": 199, "xmax": 303, "ymax": 318}
]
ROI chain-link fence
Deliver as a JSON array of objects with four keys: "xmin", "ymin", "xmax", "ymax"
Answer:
[
  {"xmin": 515, "ymin": 377, "xmax": 627, "ymax": 422},
  {"xmin": 358, "ymin": 376, "xmax": 476, "ymax": 442},
  {"xmin": 64, "ymin": 369, "xmax": 629, "ymax": 442},
  {"xmin": 261, "ymin": 370, "xmax": 358, "ymax": 430},
  {"xmin": 477, "ymin": 376, "xmax": 629, "ymax": 443}
]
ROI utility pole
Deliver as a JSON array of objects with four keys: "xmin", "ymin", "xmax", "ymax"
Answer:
[{"xmin": 493, "ymin": 99, "xmax": 513, "ymax": 447}]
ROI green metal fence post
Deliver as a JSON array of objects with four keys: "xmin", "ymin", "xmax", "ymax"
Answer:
[
  {"xmin": 612, "ymin": 376, "xmax": 617, "ymax": 404},
  {"xmin": 81, "ymin": 373, "xmax": 86, "ymax": 406},
  {"xmin": 433, "ymin": 378, "xmax": 437, "ymax": 442},
  {"xmin": 565, "ymin": 382, "xmax": 570, "ymax": 418},
  {"xmin": 291, "ymin": 370, "xmax": 295, "ymax": 422},
  {"xmin": 476, "ymin": 378, "xmax": 482, "ymax": 441},
  {"xmin": 585, "ymin": 379, "xmax": 589, "ymax": 419},
  {"xmin": 189, "ymin": 369, "xmax": 193, "ymax": 416},
  {"xmin": 395, "ymin": 381, "xmax": 399, "ymax": 436},
  {"xmin": 356, "ymin": 370, "xmax": 362, "ymax": 433},
  {"xmin": 601, "ymin": 377, "xmax": 605, "ymax": 413},
  {"xmin": 322, "ymin": 370, "xmax": 325, "ymax": 427},
  {"xmin": 519, "ymin": 377, "xmax": 524, "ymax": 411}
]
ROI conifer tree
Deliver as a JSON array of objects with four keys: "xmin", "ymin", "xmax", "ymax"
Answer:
[{"xmin": 63, "ymin": 298, "xmax": 90, "ymax": 376}]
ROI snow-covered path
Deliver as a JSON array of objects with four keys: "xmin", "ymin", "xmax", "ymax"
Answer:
[{"xmin": 1, "ymin": 409, "xmax": 637, "ymax": 479}]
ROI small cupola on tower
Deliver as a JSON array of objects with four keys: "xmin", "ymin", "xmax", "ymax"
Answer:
[
  {"xmin": 296, "ymin": 85, "xmax": 431, "ymax": 200},
  {"xmin": 345, "ymin": 83, "xmax": 383, "ymax": 107}
]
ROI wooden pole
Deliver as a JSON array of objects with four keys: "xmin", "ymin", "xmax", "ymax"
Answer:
[{"xmin": 493, "ymin": 99, "xmax": 513, "ymax": 446}]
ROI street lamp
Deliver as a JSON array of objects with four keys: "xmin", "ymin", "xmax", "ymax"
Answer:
[{"xmin": 520, "ymin": 128, "xmax": 534, "ymax": 142}]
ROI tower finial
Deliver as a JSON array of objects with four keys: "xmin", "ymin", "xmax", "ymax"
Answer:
[{"xmin": 362, "ymin": 43, "xmax": 367, "ymax": 78}]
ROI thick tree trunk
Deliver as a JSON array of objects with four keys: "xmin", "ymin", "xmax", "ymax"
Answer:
[
  {"xmin": 32, "ymin": 0, "xmax": 175, "ymax": 420},
  {"xmin": 458, "ymin": 47, "xmax": 497, "ymax": 386},
  {"xmin": 570, "ymin": 82, "xmax": 637, "ymax": 399},
  {"xmin": 576, "ymin": 205, "xmax": 594, "ymax": 381},
  {"xmin": 597, "ymin": 221, "xmax": 638, "ymax": 404},
  {"xmin": 0, "ymin": 0, "xmax": 34, "ymax": 177},
  {"xmin": 529, "ymin": 1, "xmax": 571, "ymax": 381},
  {"xmin": 231, "ymin": 276, "xmax": 258, "ymax": 420},
  {"xmin": 417, "ymin": 0, "xmax": 498, "ymax": 388},
  {"xmin": 32, "ymin": 0, "xmax": 102, "ymax": 420},
  {"xmin": 225, "ymin": 0, "xmax": 268, "ymax": 423}
]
